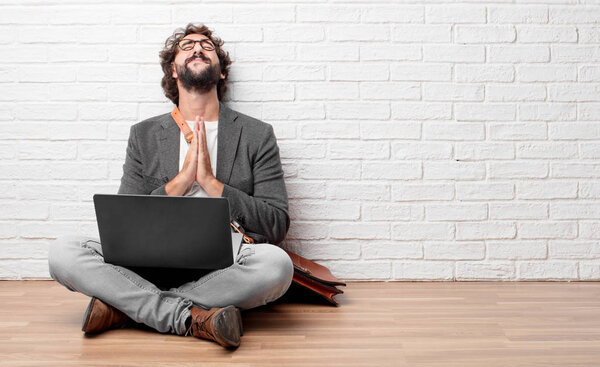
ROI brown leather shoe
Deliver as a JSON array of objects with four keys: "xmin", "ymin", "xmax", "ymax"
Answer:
[
  {"xmin": 185, "ymin": 305, "xmax": 243, "ymax": 348},
  {"xmin": 82, "ymin": 297, "xmax": 132, "ymax": 334}
]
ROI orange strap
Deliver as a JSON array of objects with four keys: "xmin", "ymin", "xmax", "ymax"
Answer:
[{"xmin": 171, "ymin": 106, "xmax": 194, "ymax": 143}]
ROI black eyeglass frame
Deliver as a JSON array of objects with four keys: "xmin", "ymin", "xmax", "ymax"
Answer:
[{"xmin": 177, "ymin": 38, "xmax": 216, "ymax": 52}]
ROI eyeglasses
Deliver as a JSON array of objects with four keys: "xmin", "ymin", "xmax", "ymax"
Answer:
[{"xmin": 178, "ymin": 38, "xmax": 215, "ymax": 52}]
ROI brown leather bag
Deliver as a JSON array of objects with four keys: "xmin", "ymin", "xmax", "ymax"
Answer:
[{"xmin": 231, "ymin": 221, "xmax": 346, "ymax": 305}]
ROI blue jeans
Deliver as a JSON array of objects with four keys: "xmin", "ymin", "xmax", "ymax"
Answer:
[{"xmin": 48, "ymin": 235, "xmax": 294, "ymax": 335}]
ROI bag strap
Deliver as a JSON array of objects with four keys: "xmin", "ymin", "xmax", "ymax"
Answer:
[{"xmin": 171, "ymin": 106, "xmax": 194, "ymax": 143}]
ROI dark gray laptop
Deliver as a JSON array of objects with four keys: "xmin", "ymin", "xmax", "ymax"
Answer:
[{"xmin": 93, "ymin": 194, "xmax": 243, "ymax": 270}]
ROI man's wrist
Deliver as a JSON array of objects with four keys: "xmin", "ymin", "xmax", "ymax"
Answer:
[
  {"xmin": 166, "ymin": 173, "xmax": 193, "ymax": 196},
  {"xmin": 200, "ymin": 176, "xmax": 224, "ymax": 197}
]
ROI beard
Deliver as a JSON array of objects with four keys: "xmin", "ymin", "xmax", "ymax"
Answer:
[{"xmin": 175, "ymin": 57, "xmax": 221, "ymax": 94}]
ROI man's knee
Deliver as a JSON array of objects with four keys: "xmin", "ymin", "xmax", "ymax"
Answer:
[
  {"xmin": 253, "ymin": 244, "xmax": 294, "ymax": 291},
  {"xmin": 48, "ymin": 236, "xmax": 87, "ymax": 284}
]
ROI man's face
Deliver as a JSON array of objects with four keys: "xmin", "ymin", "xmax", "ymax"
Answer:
[{"xmin": 171, "ymin": 34, "xmax": 225, "ymax": 94}]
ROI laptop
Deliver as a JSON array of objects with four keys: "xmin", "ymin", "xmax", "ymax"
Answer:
[{"xmin": 93, "ymin": 194, "xmax": 243, "ymax": 271}]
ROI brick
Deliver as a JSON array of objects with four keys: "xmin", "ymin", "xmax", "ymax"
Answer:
[
  {"xmin": 289, "ymin": 200, "xmax": 360, "ymax": 221},
  {"xmin": 490, "ymin": 203, "xmax": 548, "ymax": 220},
  {"xmin": 580, "ymin": 66, "xmax": 600, "ymax": 82},
  {"xmin": 262, "ymin": 103, "xmax": 325, "ymax": 120},
  {"xmin": 424, "ymin": 242, "xmax": 485, "ymax": 260},
  {"xmin": 551, "ymin": 163, "xmax": 600, "ymax": 178},
  {"xmin": 392, "ymin": 183, "xmax": 454, "ymax": 201},
  {"xmin": 49, "ymin": 122, "xmax": 108, "ymax": 140},
  {"xmin": 393, "ymin": 261, "xmax": 454, "ymax": 280},
  {"xmin": 426, "ymin": 204, "xmax": 487, "ymax": 221},
  {"xmin": 580, "ymin": 181, "xmax": 600, "ymax": 198},
  {"xmin": 455, "ymin": 25, "xmax": 516, "ymax": 43},
  {"xmin": 363, "ymin": 6, "xmax": 424, "ymax": 23},
  {"xmin": 392, "ymin": 142, "xmax": 452, "ymax": 160},
  {"xmin": 329, "ymin": 141, "xmax": 389, "ymax": 159},
  {"xmin": 549, "ymin": 122, "xmax": 600, "ymax": 140},
  {"xmin": 549, "ymin": 84, "xmax": 600, "ymax": 102},
  {"xmin": 360, "ymin": 44, "xmax": 421, "ymax": 62},
  {"xmin": 327, "ymin": 183, "xmax": 390, "ymax": 201},
  {"xmin": 391, "ymin": 103, "xmax": 452, "ymax": 120},
  {"xmin": 553, "ymin": 46, "xmax": 600, "ymax": 63},
  {"xmin": 579, "ymin": 103, "xmax": 600, "ymax": 121},
  {"xmin": 328, "ymin": 102, "xmax": 389, "ymax": 120},
  {"xmin": 486, "ymin": 84, "xmax": 546, "ymax": 102},
  {"xmin": 79, "ymin": 141, "xmax": 128, "ymax": 160},
  {"xmin": 0, "ymin": 201, "xmax": 48, "ymax": 220},
  {"xmin": 50, "ymin": 203, "xmax": 95, "ymax": 221},
  {"xmin": 360, "ymin": 122, "xmax": 421, "ymax": 140},
  {"xmin": 455, "ymin": 64, "xmax": 514, "ymax": 83},
  {"xmin": 362, "ymin": 203, "xmax": 412, "ymax": 221},
  {"xmin": 487, "ymin": 240, "xmax": 547, "ymax": 260},
  {"xmin": 549, "ymin": 7, "xmax": 600, "ymax": 24},
  {"xmin": 456, "ymin": 262, "xmax": 515, "ymax": 280},
  {"xmin": 0, "ymin": 222, "xmax": 17, "ymax": 239},
  {"xmin": 263, "ymin": 25, "xmax": 324, "ymax": 43},
  {"xmin": 456, "ymin": 222, "xmax": 516, "ymax": 240},
  {"xmin": 299, "ymin": 161, "xmax": 360, "ymax": 180},
  {"xmin": 519, "ymin": 103, "xmax": 576, "ymax": 121},
  {"xmin": 455, "ymin": 143, "xmax": 515, "ymax": 160},
  {"xmin": 456, "ymin": 183, "xmax": 514, "ymax": 201},
  {"xmin": 391, "ymin": 64, "xmax": 452, "ymax": 82},
  {"xmin": 516, "ymin": 181, "xmax": 577, "ymax": 199},
  {"xmin": 392, "ymin": 223, "xmax": 454, "ymax": 241},
  {"xmin": 580, "ymin": 222, "xmax": 600, "ymax": 239},
  {"xmin": 579, "ymin": 26, "xmax": 600, "ymax": 43},
  {"xmin": 518, "ymin": 261, "xmax": 577, "ymax": 280},
  {"xmin": 79, "ymin": 103, "xmax": 137, "ymax": 121},
  {"xmin": 423, "ymin": 45, "xmax": 485, "ymax": 63},
  {"xmin": 331, "ymin": 63, "xmax": 388, "ymax": 81},
  {"xmin": 330, "ymin": 222, "xmax": 390, "ymax": 240},
  {"xmin": 517, "ymin": 25, "xmax": 578, "ymax": 43},
  {"xmin": 519, "ymin": 222, "xmax": 577, "ymax": 239},
  {"xmin": 173, "ymin": 6, "xmax": 232, "ymax": 24},
  {"xmin": 362, "ymin": 161, "xmax": 422, "ymax": 180},
  {"xmin": 517, "ymin": 65, "xmax": 577, "ymax": 82},
  {"xmin": 297, "ymin": 5, "xmax": 360, "ymax": 22},
  {"xmin": 329, "ymin": 25, "xmax": 389, "ymax": 41},
  {"xmin": 361, "ymin": 82, "xmax": 420, "ymax": 101},
  {"xmin": 392, "ymin": 25, "xmax": 450, "ymax": 42},
  {"xmin": 297, "ymin": 44, "xmax": 357, "ymax": 62},
  {"xmin": 18, "ymin": 221, "xmax": 79, "ymax": 239},
  {"xmin": 489, "ymin": 162, "xmax": 548, "ymax": 179},
  {"xmin": 426, "ymin": 5, "xmax": 486, "ymax": 24},
  {"xmin": 455, "ymin": 103, "xmax": 516, "ymax": 121},
  {"xmin": 233, "ymin": 83, "xmax": 294, "ymax": 102},
  {"xmin": 50, "ymin": 162, "xmax": 108, "ymax": 180},
  {"xmin": 550, "ymin": 202, "xmax": 600, "ymax": 219},
  {"xmin": 549, "ymin": 241, "xmax": 600, "ymax": 260},
  {"xmin": 297, "ymin": 82, "xmax": 357, "ymax": 100},
  {"xmin": 322, "ymin": 260, "xmax": 391, "ymax": 280},
  {"xmin": 580, "ymin": 261, "xmax": 600, "ymax": 280},
  {"xmin": 363, "ymin": 243, "xmax": 422, "ymax": 260},
  {"xmin": 18, "ymin": 142, "xmax": 77, "ymax": 160},
  {"xmin": 423, "ymin": 83, "xmax": 484, "ymax": 102},
  {"xmin": 516, "ymin": 142, "xmax": 578, "ymax": 159},
  {"xmin": 424, "ymin": 162, "xmax": 485, "ymax": 180},
  {"xmin": 489, "ymin": 46, "xmax": 550, "ymax": 63},
  {"xmin": 279, "ymin": 141, "xmax": 328, "ymax": 160},
  {"xmin": 489, "ymin": 6, "xmax": 548, "ymax": 24},
  {"xmin": 286, "ymin": 222, "xmax": 328, "ymax": 241},
  {"xmin": 286, "ymin": 182, "xmax": 326, "ymax": 200}
]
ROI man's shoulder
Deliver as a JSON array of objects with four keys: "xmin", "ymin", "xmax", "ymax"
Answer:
[
  {"xmin": 229, "ymin": 106, "xmax": 273, "ymax": 134},
  {"xmin": 131, "ymin": 112, "xmax": 171, "ymax": 132}
]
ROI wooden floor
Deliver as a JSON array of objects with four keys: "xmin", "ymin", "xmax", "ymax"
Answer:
[{"xmin": 1, "ymin": 281, "xmax": 600, "ymax": 367}]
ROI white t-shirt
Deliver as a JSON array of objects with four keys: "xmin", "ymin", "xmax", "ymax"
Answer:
[{"xmin": 178, "ymin": 119, "xmax": 218, "ymax": 197}]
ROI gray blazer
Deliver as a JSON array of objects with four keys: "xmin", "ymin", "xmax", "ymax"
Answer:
[{"xmin": 117, "ymin": 101, "xmax": 289, "ymax": 245}]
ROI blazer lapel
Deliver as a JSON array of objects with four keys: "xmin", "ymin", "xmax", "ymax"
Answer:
[
  {"xmin": 158, "ymin": 114, "xmax": 180, "ymax": 181},
  {"xmin": 216, "ymin": 101, "xmax": 241, "ymax": 185}
]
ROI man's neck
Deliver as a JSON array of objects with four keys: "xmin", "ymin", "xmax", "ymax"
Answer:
[{"xmin": 177, "ymin": 87, "xmax": 220, "ymax": 122}]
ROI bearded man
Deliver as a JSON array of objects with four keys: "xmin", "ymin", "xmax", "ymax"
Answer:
[{"xmin": 48, "ymin": 23, "xmax": 293, "ymax": 349}]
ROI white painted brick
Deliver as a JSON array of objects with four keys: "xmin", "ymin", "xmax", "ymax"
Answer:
[
  {"xmin": 17, "ymin": 103, "xmax": 77, "ymax": 121},
  {"xmin": 580, "ymin": 261, "xmax": 600, "ymax": 280},
  {"xmin": 423, "ymin": 45, "xmax": 485, "ymax": 63},
  {"xmin": 517, "ymin": 65, "xmax": 576, "ymax": 82},
  {"xmin": 286, "ymin": 222, "xmax": 328, "ymax": 241},
  {"xmin": 455, "ymin": 64, "xmax": 514, "ymax": 83},
  {"xmin": 361, "ymin": 82, "xmax": 420, "ymax": 101},
  {"xmin": 486, "ymin": 84, "xmax": 546, "ymax": 102},
  {"xmin": 517, "ymin": 25, "xmax": 578, "ymax": 43},
  {"xmin": 0, "ymin": 143, "xmax": 17, "ymax": 159},
  {"xmin": 392, "ymin": 183, "xmax": 454, "ymax": 202},
  {"xmin": 551, "ymin": 163, "xmax": 600, "ymax": 178},
  {"xmin": 19, "ymin": 221, "xmax": 79, "ymax": 239},
  {"xmin": 580, "ymin": 181, "xmax": 600, "ymax": 198},
  {"xmin": 488, "ymin": 122, "xmax": 548, "ymax": 140},
  {"xmin": 579, "ymin": 27, "xmax": 600, "ymax": 43},
  {"xmin": 423, "ymin": 121, "xmax": 485, "ymax": 141},
  {"xmin": 488, "ymin": 6, "xmax": 548, "ymax": 24},
  {"xmin": 263, "ymin": 103, "xmax": 325, "ymax": 121},
  {"xmin": 553, "ymin": 46, "xmax": 600, "ymax": 63},
  {"xmin": 286, "ymin": 182, "xmax": 326, "ymax": 200},
  {"xmin": 297, "ymin": 44, "xmax": 357, "ymax": 62},
  {"xmin": 263, "ymin": 25, "xmax": 324, "ymax": 43},
  {"xmin": 549, "ymin": 84, "xmax": 600, "ymax": 102},
  {"xmin": 424, "ymin": 242, "xmax": 485, "ymax": 260},
  {"xmin": 329, "ymin": 141, "xmax": 389, "ymax": 160},
  {"xmin": 489, "ymin": 46, "xmax": 550, "ymax": 63},
  {"xmin": 289, "ymin": 200, "xmax": 360, "ymax": 221},
  {"xmin": 580, "ymin": 222, "xmax": 600, "ymax": 239},
  {"xmin": 516, "ymin": 142, "xmax": 578, "ymax": 159},
  {"xmin": 285, "ymin": 241, "xmax": 360, "ymax": 261},
  {"xmin": 426, "ymin": 204, "xmax": 487, "ymax": 221},
  {"xmin": 19, "ymin": 142, "xmax": 77, "ymax": 160},
  {"xmin": 0, "ymin": 222, "xmax": 17, "ymax": 239},
  {"xmin": 0, "ymin": 240, "xmax": 49, "ymax": 259},
  {"xmin": 328, "ymin": 102, "xmax": 389, "ymax": 120},
  {"xmin": 327, "ymin": 183, "xmax": 390, "ymax": 201},
  {"xmin": 329, "ymin": 25, "xmax": 389, "ymax": 42},
  {"xmin": 490, "ymin": 203, "xmax": 548, "ymax": 220},
  {"xmin": 456, "ymin": 183, "xmax": 514, "ymax": 201},
  {"xmin": 579, "ymin": 103, "xmax": 600, "ymax": 121},
  {"xmin": 172, "ymin": 6, "xmax": 232, "ymax": 24},
  {"xmin": 455, "ymin": 25, "xmax": 516, "ymax": 43},
  {"xmin": 549, "ymin": 241, "xmax": 600, "ymax": 259},
  {"xmin": 360, "ymin": 122, "xmax": 421, "ymax": 140},
  {"xmin": 487, "ymin": 240, "xmax": 547, "ymax": 260},
  {"xmin": 233, "ymin": 83, "xmax": 294, "ymax": 102},
  {"xmin": 362, "ymin": 161, "xmax": 421, "ymax": 180},
  {"xmin": 269, "ymin": 122, "xmax": 297, "ymax": 140},
  {"xmin": 519, "ymin": 222, "xmax": 577, "ymax": 239},
  {"xmin": 363, "ymin": 6, "xmax": 424, "ymax": 23},
  {"xmin": 79, "ymin": 141, "xmax": 127, "ymax": 161},
  {"xmin": 456, "ymin": 262, "xmax": 516, "ymax": 280},
  {"xmin": 549, "ymin": 122, "xmax": 600, "ymax": 140},
  {"xmin": 580, "ymin": 65, "xmax": 600, "ymax": 82},
  {"xmin": 392, "ymin": 142, "xmax": 452, "ymax": 160},
  {"xmin": 516, "ymin": 181, "xmax": 577, "ymax": 199},
  {"xmin": 0, "ymin": 84, "xmax": 48, "ymax": 102},
  {"xmin": 297, "ymin": 5, "xmax": 360, "ymax": 22},
  {"xmin": 550, "ymin": 202, "xmax": 600, "ymax": 219},
  {"xmin": 520, "ymin": 103, "xmax": 576, "ymax": 121},
  {"xmin": 426, "ymin": 5, "xmax": 486, "ymax": 24},
  {"xmin": 19, "ymin": 183, "xmax": 79, "ymax": 202},
  {"xmin": 423, "ymin": 83, "xmax": 483, "ymax": 102},
  {"xmin": 49, "ymin": 122, "xmax": 108, "ymax": 140},
  {"xmin": 392, "ymin": 25, "xmax": 450, "ymax": 42},
  {"xmin": 391, "ymin": 64, "xmax": 452, "ymax": 82},
  {"xmin": 360, "ymin": 44, "xmax": 421, "ymax": 62},
  {"xmin": 393, "ymin": 261, "xmax": 454, "ymax": 280},
  {"xmin": 362, "ymin": 203, "xmax": 413, "ymax": 221},
  {"xmin": 393, "ymin": 222, "xmax": 454, "ymax": 241},
  {"xmin": 456, "ymin": 222, "xmax": 516, "ymax": 240},
  {"xmin": 302, "ymin": 122, "xmax": 360, "ymax": 140},
  {"xmin": 321, "ymin": 260, "xmax": 391, "ymax": 280},
  {"xmin": 77, "ymin": 65, "xmax": 138, "ymax": 83},
  {"xmin": 518, "ymin": 261, "xmax": 577, "ymax": 280},
  {"xmin": 264, "ymin": 65, "xmax": 325, "ymax": 83},
  {"xmin": 424, "ymin": 162, "xmax": 485, "ymax": 180},
  {"xmin": 330, "ymin": 222, "xmax": 390, "ymax": 240},
  {"xmin": 455, "ymin": 143, "xmax": 515, "ymax": 160},
  {"xmin": 79, "ymin": 104, "xmax": 137, "ymax": 121},
  {"xmin": 549, "ymin": 6, "xmax": 600, "ymax": 24},
  {"xmin": 489, "ymin": 162, "xmax": 548, "ymax": 179},
  {"xmin": 0, "ymin": 201, "xmax": 48, "ymax": 220},
  {"xmin": 330, "ymin": 63, "xmax": 388, "ymax": 81},
  {"xmin": 50, "ymin": 203, "xmax": 95, "ymax": 221},
  {"xmin": 0, "ymin": 182, "xmax": 16, "ymax": 200},
  {"xmin": 297, "ymin": 82, "xmax": 357, "ymax": 100},
  {"xmin": 299, "ymin": 161, "xmax": 360, "ymax": 180},
  {"xmin": 455, "ymin": 103, "xmax": 516, "ymax": 121},
  {"xmin": 363, "ymin": 242, "xmax": 422, "ymax": 260},
  {"xmin": 279, "ymin": 141, "xmax": 328, "ymax": 160},
  {"xmin": 392, "ymin": 103, "xmax": 452, "ymax": 120}
]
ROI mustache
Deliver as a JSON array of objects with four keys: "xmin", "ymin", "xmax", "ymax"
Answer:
[{"xmin": 186, "ymin": 55, "xmax": 209, "ymax": 64}]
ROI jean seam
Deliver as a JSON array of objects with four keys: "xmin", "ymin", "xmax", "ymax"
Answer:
[{"xmin": 80, "ymin": 240, "xmax": 177, "ymax": 306}]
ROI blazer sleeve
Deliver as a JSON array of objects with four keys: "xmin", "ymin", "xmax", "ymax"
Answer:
[
  {"xmin": 117, "ymin": 124, "xmax": 167, "ymax": 196},
  {"xmin": 221, "ymin": 124, "xmax": 289, "ymax": 245}
]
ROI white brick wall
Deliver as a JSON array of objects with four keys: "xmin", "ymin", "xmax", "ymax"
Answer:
[{"xmin": 1, "ymin": 1, "xmax": 599, "ymax": 281}]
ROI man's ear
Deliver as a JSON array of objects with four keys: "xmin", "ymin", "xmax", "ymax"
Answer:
[{"xmin": 171, "ymin": 62, "xmax": 177, "ymax": 79}]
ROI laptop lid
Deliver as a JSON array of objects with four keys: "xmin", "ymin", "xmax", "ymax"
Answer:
[{"xmin": 93, "ymin": 194, "xmax": 237, "ymax": 270}]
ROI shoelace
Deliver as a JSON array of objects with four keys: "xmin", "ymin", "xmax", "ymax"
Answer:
[{"xmin": 184, "ymin": 312, "xmax": 216, "ymax": 340}]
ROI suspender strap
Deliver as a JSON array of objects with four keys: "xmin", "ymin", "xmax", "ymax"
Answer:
[{"xmin": 171, "ymin": 106, "xmax": 194, "ymax": 143}]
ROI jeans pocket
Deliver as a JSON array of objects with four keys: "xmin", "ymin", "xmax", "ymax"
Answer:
[{"xmin": 236, "ymin": 245, "xmax": 255, "ymax": 265}]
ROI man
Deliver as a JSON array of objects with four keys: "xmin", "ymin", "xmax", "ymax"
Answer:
[{"xmin": 48, "ymin": 23, "xmax": 294, "ymax": 349}]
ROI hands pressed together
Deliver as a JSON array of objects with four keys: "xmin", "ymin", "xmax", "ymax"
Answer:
[{"xmin": 166, "ymin": 115, "xmax": 224, "ymax": 197}]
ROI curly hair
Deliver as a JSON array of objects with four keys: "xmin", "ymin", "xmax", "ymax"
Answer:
[{"xmin": 159, "ymin": 23, "xmax": 232, "ymax": 105}]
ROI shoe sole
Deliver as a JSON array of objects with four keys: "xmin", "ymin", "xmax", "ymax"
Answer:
[
  {"xmin": 81, "ymin": 297, "xmax": 97, "ymax": 333},
  {"xmin": 213, "ymin": 306, "xmax": 242, "ymax": 348}
]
